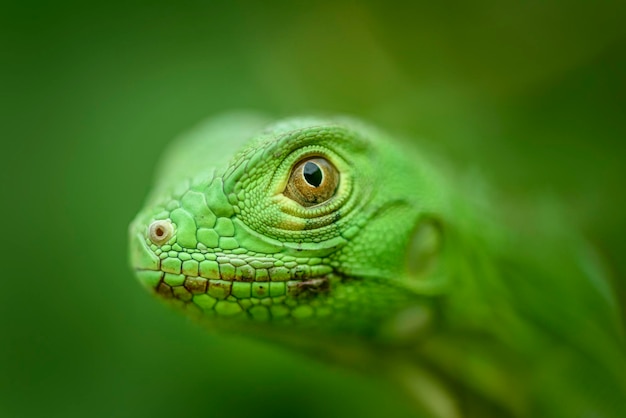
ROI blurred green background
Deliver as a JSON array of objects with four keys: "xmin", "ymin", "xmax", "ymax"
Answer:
[{"xmin": 2, "ymin": 1, "xmax": 625, "ymax": 417}]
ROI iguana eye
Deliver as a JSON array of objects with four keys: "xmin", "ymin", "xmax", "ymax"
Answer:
[
  {"xmin": 148, "ymin": 220, "xmax": 173, "ymax": 245},
  {"xmin": 284, "ymin": 157, "xmax": 339, "ymax": 207}
]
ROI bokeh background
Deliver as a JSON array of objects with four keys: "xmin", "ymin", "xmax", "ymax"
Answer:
[{"xmin": 3, "ymin": 1, "xmax": 625, "ymax": 417}]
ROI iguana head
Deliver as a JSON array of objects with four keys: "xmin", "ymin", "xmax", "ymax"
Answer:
[
  {"xmin": 129, "ymin": 115, "xmax": 444, "ymax": 338},
  {"xmin": 128, "ymin": 114, "xmax": 626, "ymax": 418}
]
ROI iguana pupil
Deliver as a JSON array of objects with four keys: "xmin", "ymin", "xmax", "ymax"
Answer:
[{"xmin": 303, "ymin": 161, "xmax": 323, "ymax": 187}]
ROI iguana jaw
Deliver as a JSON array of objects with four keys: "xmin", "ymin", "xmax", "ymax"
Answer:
[
  {"xmin": 130, "ymin": 230, "xmax": 334, "ymax": 320},
  {"xmin": 136, "ymin": 267, "xmax": 330, "ymax": 318}
]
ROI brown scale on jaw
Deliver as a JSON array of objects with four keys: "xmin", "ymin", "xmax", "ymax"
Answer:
[
  {"xmin": 289, "ymin": 278, "xmax": 331, "ymax": 296},
  {"xmin": 184, "ymin": 277, "xmax": 209, "ymax": 294},
  {"xmin": 156, "ymin": 282, "xmax": 173, "ymax": 299}
]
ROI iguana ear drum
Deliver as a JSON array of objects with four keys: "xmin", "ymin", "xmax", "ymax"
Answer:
[
  {"xmin": 406, "ymin": 217, "xmax": 443, "ymax": 278},
  {"xmin": 283, "ymin": 157, "xmax": 339, "ymax": 207}
]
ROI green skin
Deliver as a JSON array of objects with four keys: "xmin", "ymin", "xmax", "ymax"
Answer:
[{"xmin": 129, "ymin": 113, "xmax": 626, "ymax": 418}]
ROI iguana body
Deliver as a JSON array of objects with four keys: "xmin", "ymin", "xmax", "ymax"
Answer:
[{"xmin": 129, "ymin": 113, "xmax": 626, "ymax": 418}]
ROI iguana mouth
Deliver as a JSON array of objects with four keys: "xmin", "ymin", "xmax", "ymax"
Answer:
[
  {"xmin": 132, "ymin": 231, "xmax": 332, "ymax": 317},
  {"xmin": 135, "ymin": 268, "xmax": 331, "ymax": 318},
  {"xmin": 136, "ymin": 269, "xmax": 328, "ymax": 299}
]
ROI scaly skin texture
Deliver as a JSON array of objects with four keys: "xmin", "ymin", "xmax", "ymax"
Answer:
[{"xmin": 129, "ymin": 113, "xmax": 626, "ymax": 418}]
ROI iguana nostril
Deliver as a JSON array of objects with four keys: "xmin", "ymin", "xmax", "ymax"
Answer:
[{"xmin": 148, "ymin": 220, "xmax": 173, "ymax": 245}]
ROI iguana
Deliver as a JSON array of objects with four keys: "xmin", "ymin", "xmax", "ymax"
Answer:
[{"xmin": 129, "ymin": 113, "xmax": 626, "ymax": 418}]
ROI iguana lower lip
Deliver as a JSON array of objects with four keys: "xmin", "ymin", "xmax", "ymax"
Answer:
[
  {"xmin": 135, "ymin": 268, "xmax": 330, "ymax": 301},
  {"xmin": 141, "ymin": 268, "xmax": 331, "ymax": 318}
]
